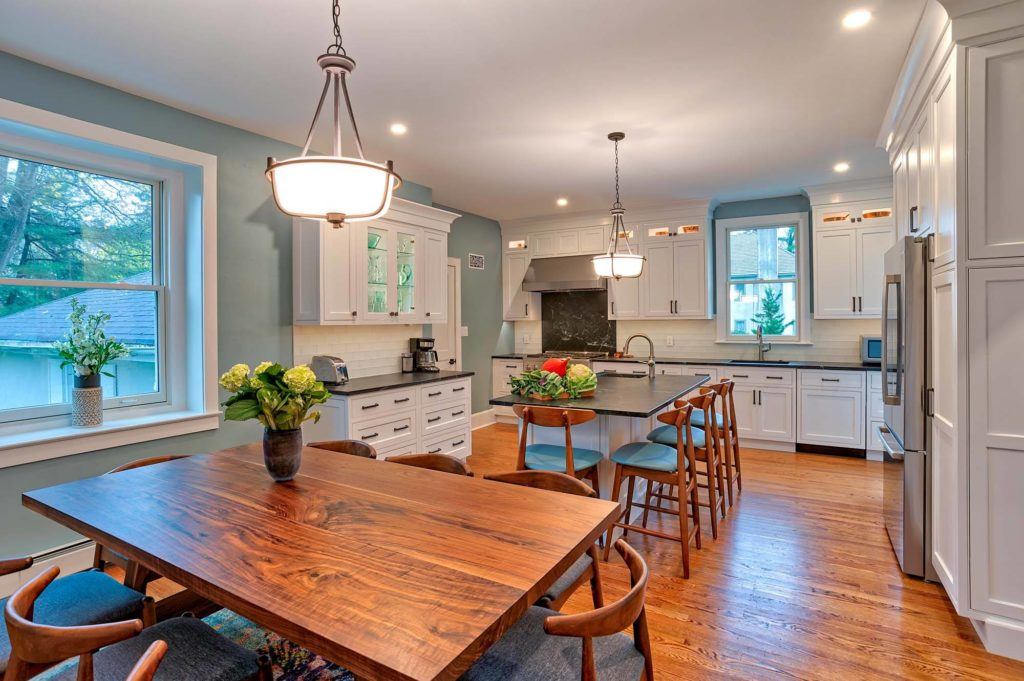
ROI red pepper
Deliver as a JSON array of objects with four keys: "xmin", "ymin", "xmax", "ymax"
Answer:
[{"xmin": 541, "ymin": 357, "xmax": 570, "ymax": 377}]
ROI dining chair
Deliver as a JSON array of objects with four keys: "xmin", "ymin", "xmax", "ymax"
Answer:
[
  {"xmin": 388, "ymin": 452, "xmax": 474, "ymax": 476},
  {"xmin": 646, "ymin": 391, "xmax": 727, "ymax": 538},
  {"xmin": 484, "ymin": 471, "xmax": 604, "ymax": 610},
  {"xmin": 307, "ymin": 439, "xmax": 378, "ymax": 459},
  {"xmin": 604, "ymin": 403, "xmax": 702, "ymax": 578},
  {"xmin": 125, "ymin": 640, "xmax": 167, "ymax": 681},
  {"xmin": 3, "ymin": 566, "xmax": 272, "ymax": 681},
  {"xmin": 461, "ymin": 538, "xmax": 653, "ymax": 681},
  {"xmin": 0, "ymin": 558, "xmax": 152, "ymax": 678},
  {"xmin": 513, "ymin": 405, "xmax": 602, "ymax": 492}
]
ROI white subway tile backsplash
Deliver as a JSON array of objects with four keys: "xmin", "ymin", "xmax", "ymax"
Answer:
[{"xmin": 293, "ymin": 325, "xmax": 424, "ymax": 377}]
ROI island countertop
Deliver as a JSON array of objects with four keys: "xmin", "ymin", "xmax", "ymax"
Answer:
[{"xmin": 489, "ymin": 373, "xmax": 710, "ymax": 418}]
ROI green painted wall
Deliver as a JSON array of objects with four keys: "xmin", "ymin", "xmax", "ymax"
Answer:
[
  {"xmin": 0, "ymin": 51, "xmax": 433, "ymax": 556},
  {"xmin": 431, "ymin": 206, "xmax": 513, "ymax": 414}
]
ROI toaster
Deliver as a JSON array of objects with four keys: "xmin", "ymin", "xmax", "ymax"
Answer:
[{"xmin": 310, "ymin": 355, "xmax": 349, "ymax": 385}]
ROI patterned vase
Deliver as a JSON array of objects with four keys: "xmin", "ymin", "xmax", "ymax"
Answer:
[
  {"xmin": 72, "ymin": 374, "xmax": 103, "ymax": 427},
  {"xmin": 262, "ymin": 428, "xmax": 303, "ymax": 482}
]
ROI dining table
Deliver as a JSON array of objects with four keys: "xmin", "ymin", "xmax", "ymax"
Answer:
[{"xmin": 22, "ymin": 443, "xmax": 620, "ymax": 681}]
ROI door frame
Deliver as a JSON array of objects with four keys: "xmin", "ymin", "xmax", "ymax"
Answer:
[{"xmin": 435, "ymin": 257, "xmax": 463, "ymax": 370}]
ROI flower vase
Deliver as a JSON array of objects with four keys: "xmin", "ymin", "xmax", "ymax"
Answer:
[
  {"xmin": 72, "ymin": 375, "xmax": 103, "ymax": 428},
  {"xmin": 262, "ymin": 428, "xmax": 303, "ymax": 482}
]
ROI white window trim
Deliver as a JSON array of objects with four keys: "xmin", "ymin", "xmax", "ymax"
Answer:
[
  {"xmin": 0, "ymin": 98, "xmax": 219, "ymax": 469},
  {"xmin": 715, "ymin": 211, "xmax": 812, "ymax": 344}
]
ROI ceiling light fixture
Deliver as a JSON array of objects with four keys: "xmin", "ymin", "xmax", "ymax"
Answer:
[
  {"xmin": 389, "ymin": 122, "xmax": 408, "ymax": 136},
  {"xmin": 834, "ymin": 161, "xmax": 851, "ymax": 173},
  {"xmin": 593, "ymin": 132, "xmax": 645, "ymax": 279},
  {"xmin": 842, "ymin": 9, "xmax": 872, "ymax": 29},
  {"xmin": 556, "ymin": 197, "xmax": 569, "ymax": 207},
  {"xmin": 265, "ymin": 0, "xmax": 401, "ymax": 227}
]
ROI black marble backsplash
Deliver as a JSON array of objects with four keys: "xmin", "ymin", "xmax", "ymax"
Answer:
[{"xmin": 541, "ymin": 291, "xmax": 616, "ymax": 353}]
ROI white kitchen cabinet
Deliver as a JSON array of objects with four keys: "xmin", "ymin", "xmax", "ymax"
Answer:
[
  {"xmin": 608, "ymin": 275, "xmax": 640, "ymax": 319},
  {"xmin": 893, "ymin": 149, "xmax": 910, "ymax": 238},
  {"xmin": 757, "ymin": 387, "xmax": 796, "ymax": 442},
  {"xmin": 503, "ymin": 252, "xmax": 539, "ymax": 320},
  {"xmin": 293, "ymin": 218, "xmax": 357, "ymax": 324},
  {"xmin": 492, "ymin": 358, "xmax": 523, "ymax": 419},
  {"xmin": 641, "ymin": 242, "xmax": 674, "ymax": 317},
  {"xmin": 529, "ymin": 231, "xmax": 558, "ymax": 257},
  {"xmin": 813, "ymin": 220, "xmax": 894, "ymax": 319},
  {"xmin": 640, "ymin": 239, "xmax": 708, "ymax": 319},
  {"xmin": 719, "ymin": 368, "xmax": 795, "ymax": 445},
  {"xmin": 422, "ymin": 230, "xmax": 448, "ymax": 322},
  {"xmin": 797, "ymin": 370, "xmax": 866, "ymax": 449},
  {"xmin": 579, "ymin": 226, "xmax": 607, "ymax": 254},
  {"xmin": 931, "ymin": 268, "xmax": 959, "ymax": 599},
  {"xmin": 857, "ymin": 225, "xmax": 894, "ymax": 317},
  {"xmin": 932, "ymin": 58, "xmax": 957, "ymax": 269}
]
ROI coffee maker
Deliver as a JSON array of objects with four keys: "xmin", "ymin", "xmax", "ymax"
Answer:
[{"xmin": 410, "ymin": 337, "xmax": 439, "ymax": 372}]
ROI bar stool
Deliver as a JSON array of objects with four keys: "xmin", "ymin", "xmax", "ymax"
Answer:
[
  {"xmin": 603, "ymin": 402, "xmax": 701, "ymax": 578},
  {"xmin": 513, "ymin": 405, "xmax": 602, "ymax": 492},
  {"xmin": 646, "ymin": 391, "xmax": 727, "ymax": 538},
  {"xmin": 692, "ymin": 380, "xmax": 740, "ymax": 506}
]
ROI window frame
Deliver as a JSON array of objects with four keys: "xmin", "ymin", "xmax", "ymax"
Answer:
[
  {"xmin": 0, "ymin": 97, "xmax": 219, "ymax": 468},
  {"xmin": 715, "ymin": 212, "xmax": 812, "ymax": 344}
]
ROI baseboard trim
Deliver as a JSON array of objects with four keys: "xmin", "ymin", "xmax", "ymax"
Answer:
[
  {"xmin": 744, "ymin": 438, "xmax": 796, "ymax": 452},
  {"xmin": 472, "ymin": 409, "xmax": 497, "ymax": 430},
  {"xmin": 972, "ymin": 614, "xmax": 1024, "ymax": 662},
  {"xmin": 0, "ymin": 540, "xmax": 95, "ymax": 598}
]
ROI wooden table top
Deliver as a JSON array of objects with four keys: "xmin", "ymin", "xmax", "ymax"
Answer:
[{"xmin": 23, "ymin": 444, "xmax": 619, "ymax": 681}]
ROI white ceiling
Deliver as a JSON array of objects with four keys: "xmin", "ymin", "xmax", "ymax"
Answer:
[{"xmin": 0, "ymin": 0, "xmax": 924, "ymax": 220}]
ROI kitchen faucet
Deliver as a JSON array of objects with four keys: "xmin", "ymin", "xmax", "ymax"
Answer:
[
  {"xmin": 756, "ymin": 325, "xmax": 773, "ymax": 361},
  {"xmin": 623, "ymin": 334, "xmax": 656, "ymax": 379}
]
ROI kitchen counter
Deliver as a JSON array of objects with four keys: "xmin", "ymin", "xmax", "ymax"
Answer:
[
  {"xmin": 327, "ymin": 370, "xmax": 475, "ymax": 396},
  {"xmin": 592, "ymin": 356, "xmax": 880, "ymax": 372},
  {"xmin": 489, "ymin": 373, "xmax": 709, "ymax": 418}
]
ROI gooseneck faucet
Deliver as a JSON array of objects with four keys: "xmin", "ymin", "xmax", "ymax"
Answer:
[
  {"xmin": 756, "ymin": 325, "xmax": 773, "ymax": 361},
  {"xmin": 623, "ymin": 334, "xmax": 656, "ymax": 379}
]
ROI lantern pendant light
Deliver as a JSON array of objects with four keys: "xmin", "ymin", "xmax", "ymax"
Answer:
[
  {"xmin": 592, "ymin": 132, "xmax": 645, "ymax": 279},
  {"xmin": 266, "ymin": 0, "xmax": 402, "ymax": 227}
]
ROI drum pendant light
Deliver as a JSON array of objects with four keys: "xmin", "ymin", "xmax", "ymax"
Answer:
[
  {"xmin": 266, "ymin": 0, "xmax": 402, "ymax": 227},
  {"xmin": 592, "ymin": 132, "xmax": 645, "ymax": 278}
]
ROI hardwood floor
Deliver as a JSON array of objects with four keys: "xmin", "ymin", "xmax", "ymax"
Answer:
[{"xmin": 470, "ymin": 422, "xmax": 1024, "ymax": 680}]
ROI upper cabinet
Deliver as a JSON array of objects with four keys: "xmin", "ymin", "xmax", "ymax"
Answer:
[
  {"xmin": 293, "ymin": 198, "xmax": 458, "ymax": 326},
  {"xmin": 502, "ymin": 252, "xmax": 539, "ymax": 320}
]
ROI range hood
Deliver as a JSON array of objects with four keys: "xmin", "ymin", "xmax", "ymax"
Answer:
[{"xmin": 522, "ymin": 255, "xmax": 607, "ymax": 292}]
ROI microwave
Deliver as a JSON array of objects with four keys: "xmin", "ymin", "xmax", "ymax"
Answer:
[{"xmin": 860, "ymin": 335, "xmax": 882, "ymax": 364}]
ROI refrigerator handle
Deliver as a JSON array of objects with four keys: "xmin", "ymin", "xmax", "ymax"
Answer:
[{"xmin": 882, "ymin": 274, "xmax": 903, "ymax": 406}]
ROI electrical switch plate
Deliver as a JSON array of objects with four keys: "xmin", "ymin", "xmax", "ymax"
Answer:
[{"xmin": 666, "ymin": 335, "xmax": 674, "ymax": 346}]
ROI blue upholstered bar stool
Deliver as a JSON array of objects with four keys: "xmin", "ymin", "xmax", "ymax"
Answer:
[
  {"xmin": 603, "ymin": 402, "xmax": 703, "ymax": 579},
  {"xmin": 513, "ymin": 405, "xmax": 602, "ymax": 493}
]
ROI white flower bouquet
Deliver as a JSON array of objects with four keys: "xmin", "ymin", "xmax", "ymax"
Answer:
[{"xmin": 54, "ymin": 299, "xmax": 130, "ymax": 386}]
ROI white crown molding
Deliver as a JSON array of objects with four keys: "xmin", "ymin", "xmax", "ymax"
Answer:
[
  {"xmin": 949, "ymin": 0, "xmax": 1024, "ymax": 43},
  {"xmin": 501, "ymin": 198, "xmax": 714, "ymax": 234},
  {"xmin": 381, "ymin": 196, "xmax": 460, "ymax": 232},
  {"xmin": 802, "ymin": 177, "xmax": 893, "ymax": 206}
]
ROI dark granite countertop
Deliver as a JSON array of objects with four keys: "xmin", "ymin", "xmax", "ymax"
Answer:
[
  {"xmin": 489, "ymin": 373, "xmax": 710, "ymax": 418},
  {"xmin": 327, "ymin": 370, "xmax": 475, "ymax": 396},
  {"xmin": 591, "ymin": 356, "xmax": 880, "ymax": 372}
]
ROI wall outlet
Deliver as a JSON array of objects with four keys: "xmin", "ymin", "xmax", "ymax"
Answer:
[
  {"xmin": 522, "ymin": 334, "xmax": 531, "ymax": 345},
  {"xmin": 666, "ymin": 335, "xmax": 674, "ymax": 347}
]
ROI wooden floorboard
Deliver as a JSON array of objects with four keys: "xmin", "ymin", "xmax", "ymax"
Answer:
[{"xmin": 469, "ymin": 422, "xmax": 1024, "ymax": 680}]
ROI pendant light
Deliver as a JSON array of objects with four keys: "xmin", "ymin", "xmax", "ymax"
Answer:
[
  {"xmin": 592, "ymin": 132, "xmax": 645, "ymax": 279},
  {"xmin": 266, "ymin": 0, "xmax": 402, "ymax": 227}
]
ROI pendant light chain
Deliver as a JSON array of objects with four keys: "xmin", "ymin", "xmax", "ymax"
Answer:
[
  {"xmin": 328, "ymin": 0, "xmax": 346, "ymax": 55},
  {"xmin": 613, "ymin": 137, "xmax": 622, "ymax": 209}
]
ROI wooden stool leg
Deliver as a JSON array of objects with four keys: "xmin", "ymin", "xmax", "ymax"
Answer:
[
  {"xmin": 622, "ymin": 476, "xmax": 636, "ymax": 537},
  {"xmin": 722, "ymin": 435, "xmax": 736, "ymax": 507},
  {"xmin": 641, "ymin": 481, "xmax": 654, "ymax": 528},
  {"xmin": 604, "ymin": 465, "xmax": 624, "ymax": 561},
  {"xmin": 715, "ymin": 446, "xmax": 728, "ymax": 520},
  {"xmin": 689, "ymin": 468, "xmax": 702, "ymax": 550},
  {"xmin": 733, "ymin": 436, "xmax": 743, "ymax": 493},
  {"xmin": 703, "ymin": 453, "xmax": 719, "ymax": 539}
]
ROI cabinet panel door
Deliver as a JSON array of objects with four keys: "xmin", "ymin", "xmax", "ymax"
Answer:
[
  {"xmin": 641, "ymin": 242, "xmax": 675, "ymax": 317},
  {"xmin": 857, "ymin": 226, "xmax": 895, "ymax": 317},
  {"xmin": 422, "ymin": 231, "xmax": 447, "ymax": 322},
  {"xmin": 906, "ymin": 133, "xmax": 921, "ymax": 237},
  {"xmin": 797, "ymin": 387, "xmax": 865, "ymax": 448},
  {"xmin": 557, "ymin": 230, "xmax": 580, "ymax": 255},
  {"xmin": 813, "ymin": 229, "xmax": 857, "ymax": 318},
  {"xmin": 504, "ymin": 253, "xmax": 532, "ymax": 320},
  {"xmin": 968, "ymin": 37, "xmax": 1024, "ymax": 259},
  {"xmin": 672, "ymin": 241, "xmax": 706, "ymax": 317},
  {"xmin": 364, "ymin": 223, "xmax": 394, "ymax": 323},
  {"xmin": 530, "ymin": 232, "xmax": 558, "ymax": 258},
  {"xmin": 893, "ymin": 149, "xmax": 910, "ymax": 238},
  {"xmin": 323, "ymin": 219, "xmax": 356, "ymax": 321},
  {"xmin": 608, "ymin": 275, "xmax": 640, "ymax": 318},
  {"xmin": 394, "ymin": 226, "xmax": 421, "ymax": 322},
  {"xmin": 912, "ymin": 108, "xmax": 935, "ymax": 236},
  {"xmin": 757, "ymin": 387, "xmax": 795, "ymax": 442},
  {"xmin": 579, "ymin": 226, "xmax": 607, "ymax": 254},
  {"xmin": 731, "ymin": 386, "xmax": 758, "ymax": 439}
]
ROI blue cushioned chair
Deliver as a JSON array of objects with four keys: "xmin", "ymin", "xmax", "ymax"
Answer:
[
  {"xmin": 604, "ymin": 402, "xmax": 703, "ymax": 579},
  {"xmin": 3, "ymin": 566, "xmax": 271, "ymax": 681},
  {"xmin": 461, "ymin": 539, "xmax": 654, "ymax": 681},
  {"xmin": 513, "ymin": 405, "xmax": 602, "ymax": 493}
]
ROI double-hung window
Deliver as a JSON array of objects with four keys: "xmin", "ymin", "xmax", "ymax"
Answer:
[
  {"xmin": 716, "ymin": 212, "xmax": 810, "ymax": 343},
  {"xmin": 0, "ymin": 152, "xmax": 165, "ymax": 421}
]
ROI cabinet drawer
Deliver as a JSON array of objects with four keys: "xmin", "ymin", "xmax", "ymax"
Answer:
[
  {"xmin": 420, "ymin": 379, "xmax": 471, "ymax": 406},
  {"xmin": 376, "ymin": 441, "xmax": 417, "ymax": 460},
  {"xmin": 594, "ymin": 361, "xmax": 649, "ymax": 375},
  {"xmin": 800, "ymin": 370, "xmax": 865, "ymax": 389},
  {"xmin": 422, "ymin": 427, "xmax": 472, "ymax": 461},
  {"xmin": 349, "ymin": 388, "xmax": 418, "ymax": 417},
  {"xmin": 422, "ymin": 399, "xmax": 470, "ymax": 437},
  {"xmin": 351, "ymin": 412, "xmax": 416, "ymax": 451},
  {"xmin": 684, "ymin": 366, "xmax": 720, "ymax": 382},
  {"xmin": 721, "ymin": 367, "xmax": 795, "ymax": 386}
]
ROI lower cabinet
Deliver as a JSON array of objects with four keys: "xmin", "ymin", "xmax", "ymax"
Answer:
[
  {"xmin": 720, "ymin": 368, "xmax": 795, "ymax": 444},
  {"xmin": 797, "ymin": 370, "xmax": 866, "ymax": 449},
  {"xmin": 491, "ymin": 358, "xmax": 524, "ymax": 418},
  {"xmin": 303, "ymin": 377, "xmax": 473, "ymax": 461}
]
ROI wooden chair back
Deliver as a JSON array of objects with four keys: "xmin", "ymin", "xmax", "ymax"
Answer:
[
  {"xmin": 699, "ymin": 380, "xmax": 735, "ymax": 452},
  {"xmin": 125, "ymin": 641, "xmax": 168, "ymax": 681},
  {"xmin": 388, "ymin": 453, "xmax": 473, "ymax": 476},
  {"xmin": 512, "ymin": 405, "xmax": 597, "ymax": 474},
  {"xmin": 106, "ymin": 454, "xmax": 191, "ymax": 475},
  {"xmin": 676, "ymin": 391, "xmax": 720, "ymax": 449},
  {"xmin": 4, "ymin": 566, "xmax": 143, "ymax": 681},
  {"xmin": 0, "ymin": 556, "xmax": 33, "ymax": 578},
  {"xmin": 307, "ymin": 439, "xmax": 378, "ymax": 459},
  {"xmin": 483, "ymin": 470, "xmax": 597, "ymax": 498},
  {"xmin": 655, "ymin": 402, "xmax": 698, "ymax": 476},
  {"xmin": 543, "ymin": 539, "xmax": 653, "ymax": 680}
]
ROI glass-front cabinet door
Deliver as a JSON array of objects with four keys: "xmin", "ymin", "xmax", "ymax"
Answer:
[
  {"xmin": 395, "ymin": 227, "xmax": 420, "ymax": 321},
  {"xmin": 364, "ymin": 223, "xmax": 392, "ymax": 322}
]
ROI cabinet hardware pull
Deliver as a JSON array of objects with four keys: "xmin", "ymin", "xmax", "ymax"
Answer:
[
  {"xmin": 428, "ymin": 448, "xmax": 442, "ymax": 454},
  {"xmin": 611, "ymin": 301, "xmax": 615, "ymax": 315},
  {"xmin": 428, "ymin": 416, "xmax": 441, "ymax": 423},
  {"xmin": 767, "ymin": 376, "xmax": 783, "ymax": 380},
  {"xmin": 734, "ymin": 374, "xmax": 749, "ymax": 378},
  {"xmin": 525, "ymin": 303, "xmax": 529, "ymax": 316},
  {"xmin": 453, "ymin": 440, "xmax": 465, "ymax": 446},
  {"xmin": 453, "ymin": 386, "xmax": 465, "ymax": 392},
  {"xmin": 757, "ymin": 390, "xmax": 762, "ymax": 405},
  {"xmin": 926, "ymin": 387, "xmax": 935, "ymax": 417},
  {"xmin": 505, "ymin": 365, "xmax": 518, "ymax": 369},
  {"xmin": 821, "ymin": 378, "xmax": 840, "ymax": 382},
  {"xmin": 852, "ymin": 296, "xmax": 856, "ymax": 312},
  {"xmin": 428, "ymin": 391, "xmax": 442, "ymax": 397},
  {"xmin": 393, "ymin": 425, "xmax": 409, "ymax": 432},
  {"xmin": 695, "ymin": 373, "xmax": 709, "ymax": 377},
  {"xmin": 425, "ymin": 312, "xmax": 431, "ymax": 317},
  {"xmin": 909, "ymin": 205, "xmax": 918, "ymax": 233},
  {"xmin": 351, "ymin": 311, "xmax": 357, "ymax": 316},
  {"xmin": 452, "ymin": 410, "xmax": 465, "ymax": 416},
  {"xmin": 753, "ymin": 390, "xmax": 756, "ymax": 405},
  {"xmin": 361, "ymin": 403, "xmax": 379, "ymax": 410},
  {"xmin": 362, "ymin": 432, "xmax": 379, "ymax": 439},
  {"xmin": 394, "ymin": 397, "xmax": 410, "ymax": 403}
]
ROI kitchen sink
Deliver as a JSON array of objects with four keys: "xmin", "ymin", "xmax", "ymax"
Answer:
[{"xmin": 726, "ymin": 359, "xmax": 794, "ymax": 365}]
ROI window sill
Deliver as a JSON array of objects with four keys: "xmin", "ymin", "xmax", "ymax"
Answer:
[{"xmin": 0, "ymin": 409, "xmax": 220, "ymax": 470}]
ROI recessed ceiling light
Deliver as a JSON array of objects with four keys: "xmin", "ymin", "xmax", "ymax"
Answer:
[
  {"xmin": 842, "ymin": 9, "xmax": 872, "ymax": 29},
  {"xmin": 834, "ymin": 161, "xmax": 851, "ymax": 173},
  {"xmin": 556, "ymin": 197, "xmax": 569, "ymax": 207},
  {"xmin": 389, "ymin": 122, "xmax": 408, "ymax": 136}
]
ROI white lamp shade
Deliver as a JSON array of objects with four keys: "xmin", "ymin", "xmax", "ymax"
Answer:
[
  {"xmin": 592, "ymin": 252, "xmax": 644, "ymax": 278},
  {"xmin": 267, "ymin": 156, "xmax": 397, "ymax": 222}
]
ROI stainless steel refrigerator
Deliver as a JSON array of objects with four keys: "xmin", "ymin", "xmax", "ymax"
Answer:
[{"xmin": 877, "ymin": 235, "xmax": 937, "ymax": 580}]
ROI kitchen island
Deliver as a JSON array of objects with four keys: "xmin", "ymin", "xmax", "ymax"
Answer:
[{"xmin": 490, "ymin": 372, "xmax": 709, "ymax": 498}]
